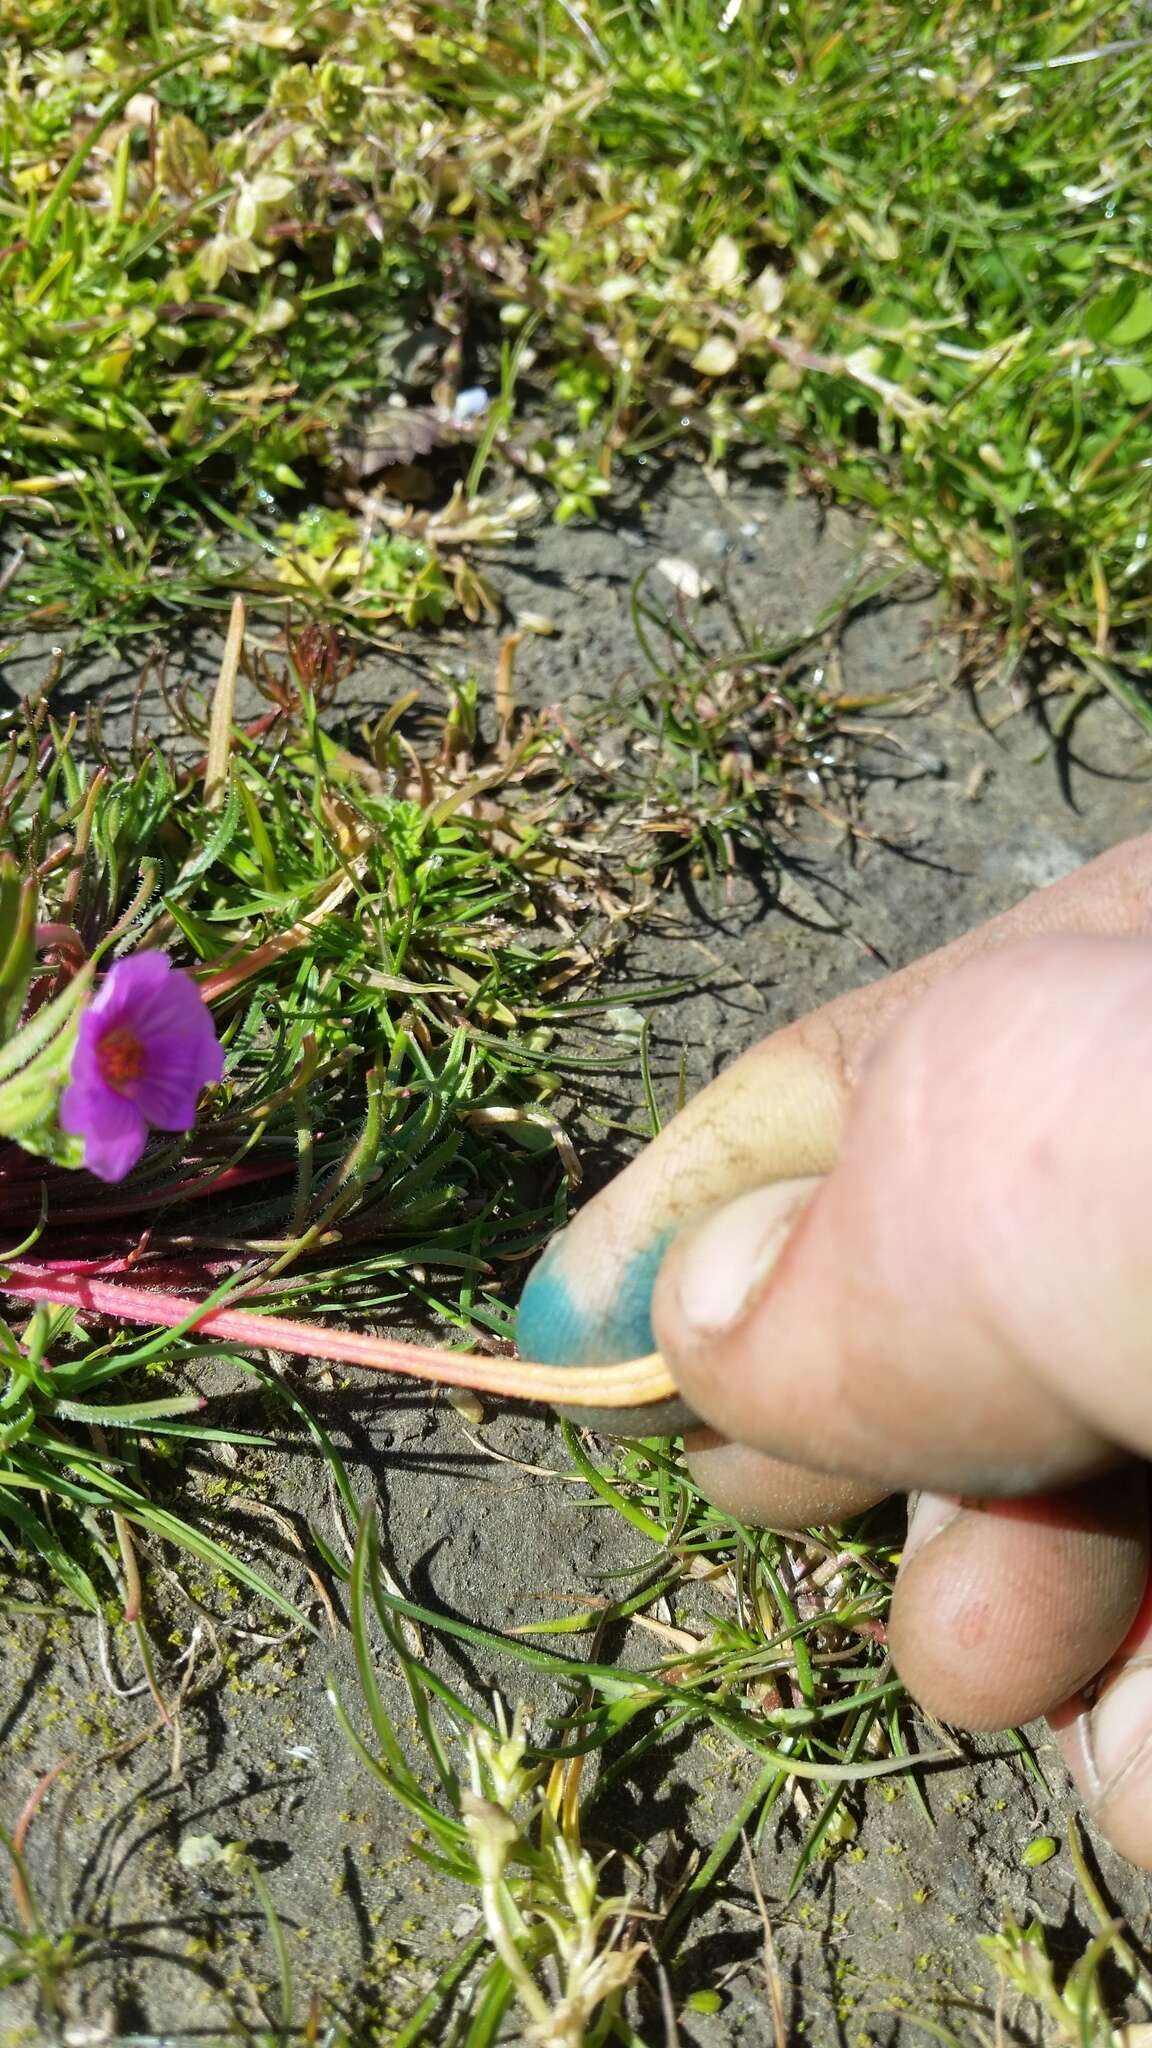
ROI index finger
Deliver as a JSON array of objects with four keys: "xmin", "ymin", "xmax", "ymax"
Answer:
[{"xmin": 517, "ymin": 835, "xmax": 1152, "ymax": 1397}]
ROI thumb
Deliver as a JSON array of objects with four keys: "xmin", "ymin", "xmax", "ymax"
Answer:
[{"xmin": 652, "ymin": 934, "xmax": 1152, "ymax": 1496}]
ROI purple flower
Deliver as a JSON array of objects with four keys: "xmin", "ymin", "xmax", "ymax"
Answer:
[{"xmin": 59, "ymin": 954, "xmax": 224, "ymax": 1182}]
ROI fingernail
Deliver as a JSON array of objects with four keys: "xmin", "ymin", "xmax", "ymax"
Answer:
[
  {"xmin": 671, "ymin": 1180, "xmax": 820, "ymax": 1337},
  {"xmin": 899, "ymin": 1490, "xmax": 962, "ymax": 1573},
  {"xmin": 1086, "ymin": 1663, "xmax": 1152, "ymax": 1798},
  {"xmin": 517, "ymin": 1227, "xmax": 673, "ymax": 1366}
]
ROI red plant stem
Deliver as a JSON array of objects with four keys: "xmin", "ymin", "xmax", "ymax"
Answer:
[
  {"xmin": 4, "ymin": 1268, "xmax": 521, "ymax": 1386},
  {"xmin": 17, "ymin": 1245, "xmax": 217, "ymax": 1277},
  {"xmin": 34, "ymin": 923, "xmax": 88, "ymax": 968},
  {"xmin": 10, "ymin": 1758, "xmax": 73, "ymax": 1933},
  {"xmin": 161, "ymin": 1161, "xmax": 295, "ymax": 1199},
  {"xmin": 2, "ymin": 1265, "xmax": 673, "ymax": 1409},
  {"xmin": 45, "ymin": 1161, "xmax": 295, "ymax": 1226},
  {"xmin": 0, "ymin": 1158, "xmax": 294, "ymax": 1225},
  {"xmin": 187, "ymin": 710, "xmax": 283, "ymax": 777}
]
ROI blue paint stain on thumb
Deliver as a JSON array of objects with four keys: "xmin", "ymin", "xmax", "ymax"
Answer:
[{"xmin": 515, "ymin": 1227, "xmax": 674, "ymax": 1367}]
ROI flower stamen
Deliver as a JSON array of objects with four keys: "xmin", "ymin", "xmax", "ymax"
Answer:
[{"xmin": 96, "ymin": 1026, "xmax": 148, "ymax": 1090}]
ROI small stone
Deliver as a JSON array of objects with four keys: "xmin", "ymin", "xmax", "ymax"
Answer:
[{"xmin": 655, "ymin": 557, "xmax": 714, "ymax": 601}]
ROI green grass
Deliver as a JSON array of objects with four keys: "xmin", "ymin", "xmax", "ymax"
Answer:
[
  {"xmin": 6, "ymin": 1458, "xmax": 1151, "ymax": 2040},
  {"xmin": 331, "ymin": 1486, "xmax": 1152, "ymax": 2044},
  {"xmin": 0, "ymin": 643, "xmax": 663, "ymax": 1620},
  {"xmin": 0, "ymin": 645, "xmax": 1146, "ymax": 2039},
  {"xmin": 580, "ymin": 586, "xmax": 882, "ymax": 892},
  {"xmin": 0, "ymin": 644, "xmax": 933, "ymax": 2038},
  {"xmin": 0, "ymin": 613, "xmax": 934, "ymax": 2036},
  {"xmin": 1, "ymin": 0, "xmax": 1151, "ymax": 715},
  {"xmin": 0, "ymin": 647, "xmax": 684, "ymax": 2034},
  {"xmin": 4, "ymin": 5, "xmax": 1152, "ymax": 2032}
]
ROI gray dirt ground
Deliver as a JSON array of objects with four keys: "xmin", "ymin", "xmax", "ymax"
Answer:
[{"xmin": 2, "ymin": 463, "xmax": 1152, "ymax": 2046}]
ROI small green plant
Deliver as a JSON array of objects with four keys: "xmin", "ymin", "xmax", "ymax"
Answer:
[
  {"xmin": 317, "ymin": 1430, "xmax": 951, "ymax": 2040},
  {"xmin": 332, "ymin": 1508, "xmax": 651, "ymax": 2045},
  {"xmin": 0, "ymin": 635, "xmax": 659, "ymax": 1643},
  {"xmin": 272, "ymin": 512, "xmax": 455, "ymax": 623},
  {"xmin": 979, "ymin": 1825, "xmax": 1152, "ymax": 2047},
  {"xmin": 1, "ymin": 1788, "xmax": 309, "ymax": 2044},
  {"xmin": 269, "ymin": 504, "xmax": 510, "ymax": 625},
  {"xmin": 600, "ymin": 614, "xmax": 848, "ymax": 889},
  {"xmin": 554, "ymin": 580, "xmax": 893, "ymax": 895}
]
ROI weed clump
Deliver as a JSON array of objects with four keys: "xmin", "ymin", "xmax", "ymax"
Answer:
[{"xmin": 0, "ymin": 2, "xmax": 1149, "ymax": 703}]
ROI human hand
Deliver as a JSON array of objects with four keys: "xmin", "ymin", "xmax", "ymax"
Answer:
[{"xmin": 517, "ymin": 834, "xmax": 1152, "ymax": 1868}]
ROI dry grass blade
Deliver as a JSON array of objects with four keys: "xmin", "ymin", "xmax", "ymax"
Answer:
[
  {"xmin": 204, "ymin": 595, "xmax": 246, "ymax": 811},
  {"xmin": 196, "ymin": 857, "xmax": 368, "ymax": 1000},
  {"xmin": 743, "ymin": 1831, "xmax": 788, "ymax": 2048}
]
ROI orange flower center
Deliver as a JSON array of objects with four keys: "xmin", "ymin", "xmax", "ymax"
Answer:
[{"xmin": 97, "ymin": 1025, "xmax": 147, "ymax": 1089}]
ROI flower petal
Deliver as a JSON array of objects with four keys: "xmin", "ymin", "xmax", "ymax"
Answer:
[
  {"xmin": 71, "ymin": 957, "xmax": 223, "ymax": 1126},
  {"xmin": 130, "ymin": 1013, "xmax": 223, "ymax": 1126},
  {"xmin": 138, "ymin": 1011, "xmax": 223, "ymax": 1084},
  {"xmin": 132, "ymin": 967, "xmax": 220, "ymax": 1047},
  {"xmin": 129, "ymin": 1050, "xmax": 214, "ymax": 1130},
  {"xmin": 85, "ymin": 950, "xmax": 173, "ymax": 1032},
  {"xmin": 59, "ymin": 1080, "xmax": 148, "ymax": 1182},
  {"xmin": 69, "ymin": 1009, "xmax": 107, "ymax": 1090}
]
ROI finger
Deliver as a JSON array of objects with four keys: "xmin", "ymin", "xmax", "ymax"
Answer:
[
  {"xmin": 683, "ymin": 1427, "xmax": 888, "ymax": 1531},
  {"xmin": 655, "ymin": 933, "xmax": 1152, "ymax": 1493},
  {"xmin": 1054, "ymin": 1562, "xmax": 1152, "ymax": 1869},
  {"xmin": 888, "ymin": 1468, "xmax": 1149, "ymax": 1731},
  {"xmin": 517, "ymin": 835, "xmax": 1152, "ymax": 1375}
]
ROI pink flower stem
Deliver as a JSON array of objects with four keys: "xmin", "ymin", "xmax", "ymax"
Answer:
[
  {"xmin": 1, "ymin": 1264, "xmax": 673, "ymax": 1410},
  {"xmin": 4, "ymin": 1266, "xmax": 521, "ymax": 1390}
]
